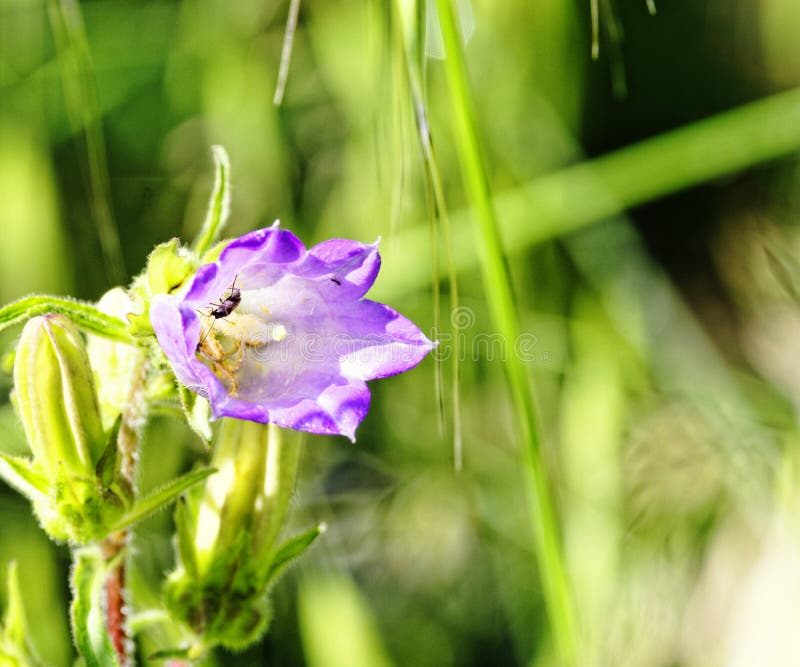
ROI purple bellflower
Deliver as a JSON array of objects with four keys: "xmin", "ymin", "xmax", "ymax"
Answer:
[{"xmin": 151, "ymin": 224, "xmax": 435, "ymax": 441}]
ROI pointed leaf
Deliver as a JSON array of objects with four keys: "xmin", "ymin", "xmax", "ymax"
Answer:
[
  {"xmin": 0, "ymin": 296, "xmax": 132, "ymax": 342},
  {"xmin": 192, "ymin": 146, "xmax": 231, "ymax": 258},
  {"xmin": 262, "ymin": 523, "xmax": 326, "ymax": 586},
  {"xmin": 110, "ymin": 467, "xmax": 216, "ymax": 532},
  {"xmin": 95, "ymin": 415, "xmax": 122, "ymax": 488},
  {"xmin": 70, "ymin": 548, "xmax": 121, "ymax": 667},
  {"xmin": 0, "ymin": 453, "xmax": 48, "ymax": 501},
  {"xmin": 147, "ymin": 647, "xmax": 192, "ymax": 661}
]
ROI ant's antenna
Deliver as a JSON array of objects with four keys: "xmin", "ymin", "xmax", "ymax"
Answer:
[{"xmin": 197, "ymin": 315, "xmax": 215, "ymax": 350}]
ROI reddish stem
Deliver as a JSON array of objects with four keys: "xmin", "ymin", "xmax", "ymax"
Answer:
[
  {"xmin": 105, "ymin": 558, "xmax": 127, "ymax": 662},
  {"xmin": 102, "ymin": 534, "xmax": 129, "ymax": 666},
  {"xmin": 102, "ymin": 355, "xmax": 148, "ymax": 665}
]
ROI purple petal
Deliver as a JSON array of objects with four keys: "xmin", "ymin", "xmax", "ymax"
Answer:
[
  {"xmin": 151, "ymin": 296, "xmax": 209, "ymax": 393},
  {"xmin": 336, "ymin": 300, "xmax": 437, "ymax": 380},
  {"xmin": 220, "ymin": 226, "xmax": 305, "ymax": 267},
  {"xmin": 304, "ymin": 239, "xmax": 381, "ymax": 297}
]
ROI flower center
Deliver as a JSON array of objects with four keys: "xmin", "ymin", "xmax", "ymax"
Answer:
[{"xmin": 196, "ymin": 312, "xmax": 286, "ymax": 395}]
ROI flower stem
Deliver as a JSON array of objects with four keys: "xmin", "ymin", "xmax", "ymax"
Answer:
[
  {"xmin": 101, "ymin": 353, "xmax": 149, "ymax": 666},
  {"xmin": 101, "ymin": 534, "xmax": 128, "ymax": 663}
]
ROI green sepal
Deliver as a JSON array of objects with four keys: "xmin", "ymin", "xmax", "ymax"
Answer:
[
  {"xmin": 70, "ymin": 547, "xmax": 122, "ymax": 667},
  {"xmin": 261, "ymin": 522, "xmax": 326, "ymax": 587},
  {"xmin": 164, "ymin": 531, "xmax": 272, "ymax": 652},
  {"xmin": 199, "ymin": 238, "xmax": 229, "ymax": 264},
  {"xmin": 178, "ymin": 385, "xmax": 212, "ymax": 446},
  {"xmin": 110, "ymin": 467, "xmax": 216, "ymax": 533},
  {"xmin": 145, "ymin": 240, "xmax": 195, "ymax": 297},
  {"xmin": 95, "ymin": 416, "xmax": 122, "ymax": 489},
  {"xmin": 0, "ymin": 453, "xmax": 48, "ymax": 501},
  {"xmin": 40, "ymin": 467, "xmax": 125, "ymax": 544},
  {"xmin": 0, "ymin": 296, "xmax": 132, "ymax": 343},
  {"xmin": 192, "ymin": 145, "xmax": 231, "ymax": 258},
  {"xmin": 127, "ymin": 239, "xmax": 197, "ymax": 336}
]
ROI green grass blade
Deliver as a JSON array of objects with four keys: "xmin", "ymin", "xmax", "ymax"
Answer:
[
  {"xmin": 47, "ymin": 0, "xmax": 125, "ymax": 284},
  {"xmin": 192, "ymin": 145, "xmax": 231, "ymax": 258},
  {"xmin": 394, "ymin": 0, "xmax": 464, "ymax": 468},
  {"xmin": 434, "ymin": 0, "xmax": 578, "ymax": 662},
  {"xmin": 0, "ymin": 295, "xmax": 132, "ymax": 343},
  {"xmin": 273, "ymin": 0, "xmax": 302, "ymax": 106}
]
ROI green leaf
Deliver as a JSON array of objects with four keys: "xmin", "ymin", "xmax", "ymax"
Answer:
[
  {"xmin": 110, "ymin": 467, "xmax": 216, "ymax": 532},
  {"xmin": 0, "ymin": 296, "xmax": 132, "ymax": 343},
  {"xmin": 178, "ymin": 385, "xmax": 212, "ymax": 446},
  {"xmin": 262, "ymin": 523, "xmax": 326, "ymax": 586},
  {"xmin": 192, "ymin": 145, "xmax": 231, "ymax": 258},
  {"xmin": 0, "ymin": 453, "xmax": 48, "ymax": 501},
  {"xmin": 70, "ymin": 548, "xmax": 121, "ymax": 667},
  {"xmin": 148, "ymin": 647, "xmax": 192, "ymax": 661}
]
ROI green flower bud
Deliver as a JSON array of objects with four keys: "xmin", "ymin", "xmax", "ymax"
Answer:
[
  {"xmin": 8, "ymin": 314, "xmax": 130, "ymax": 543},
  {"xmin": 165, "ymin": 421, "xmax": 303, "ymax": 651},
  {"xmin": 14, "ymin": 314, "xmax": 105, "ymax": 478},
  {"xmin": 86, "ymin": 288, "xmax": 144, "ymax": 430}
]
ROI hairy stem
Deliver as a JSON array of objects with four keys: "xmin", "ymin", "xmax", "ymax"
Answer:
[{"xmin": 102, "ymin": 354, "xmax": 149, "ymax": 665}]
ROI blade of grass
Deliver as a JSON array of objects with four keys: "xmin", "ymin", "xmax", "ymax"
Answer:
[
  {"xmin": 395, "ymin": 0, "xmax": 463, "ymax": 468},
  {"xmin": 273, "ymin": 0, "xmax": 301, "ymax": 106},
  {"xmin": 47, "ymin": 0, "xmax": 125, "ymax": 284},
  {"xmin": 434, "ymin": 0, "xmax": 578, "ymax": 662}
]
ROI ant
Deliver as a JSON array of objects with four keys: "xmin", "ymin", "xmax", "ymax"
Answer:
[
  {"xmin": 209, "ymin": 274, "xmax": 242, "ymax": 319},
  {"xmin": 197, "ymin": 275, "xmax": 242, "ymax": 350}
]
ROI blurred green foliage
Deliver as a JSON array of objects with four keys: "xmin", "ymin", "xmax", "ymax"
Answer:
[{"xmin": 3, "ymin": 0, "xmax": 800, "ymax": 665}]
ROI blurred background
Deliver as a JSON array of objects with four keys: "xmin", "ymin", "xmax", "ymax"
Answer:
[{"xmin": 4, "ymin": 0, "xmax": 800, "ymax": 665}]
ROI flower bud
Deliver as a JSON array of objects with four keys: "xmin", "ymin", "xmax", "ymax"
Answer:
[
  {"xmin": 14, "ymin": 314, "xmax": 105, "ymax": 478},
  {"xmin": 86, "ymin": 288, "xmax": 143, "ymax": 430},
  {"xmin": 9, "ymin": 314, "xmax": 129, "ymax": 543},
  {"xmin": 165, "ymin": 420, "xmax": 303, "ymax": 651}
]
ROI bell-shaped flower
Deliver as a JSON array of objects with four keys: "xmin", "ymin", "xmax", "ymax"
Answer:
[{"xmin": 150, "ymin": 224, "xmax": 435, "ymax": 440}]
